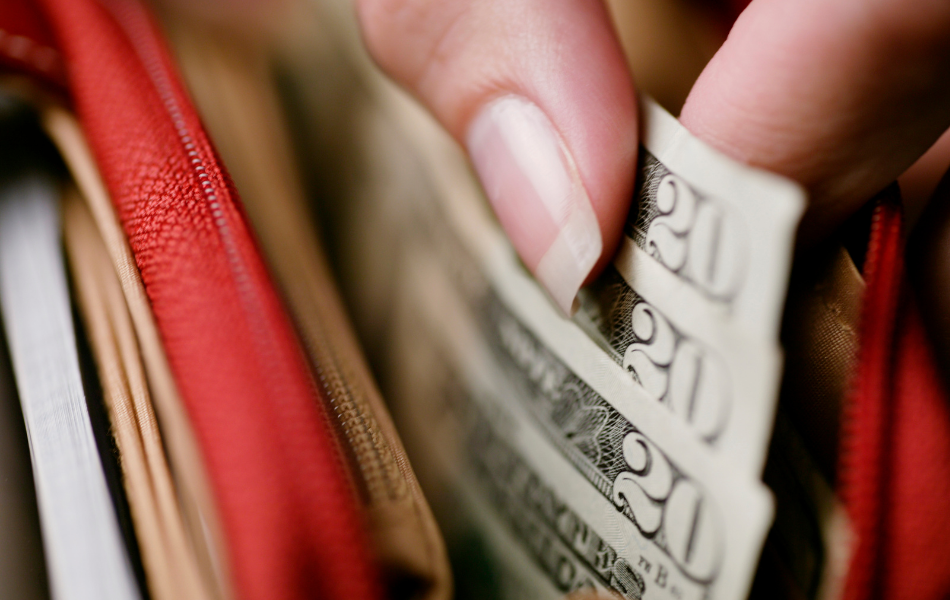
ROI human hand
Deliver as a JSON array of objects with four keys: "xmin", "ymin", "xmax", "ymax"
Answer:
[{"xmin": 355, "ymin": 0, "xmax": 950, "ymax": 315}]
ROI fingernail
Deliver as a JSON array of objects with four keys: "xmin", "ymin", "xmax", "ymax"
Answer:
[{"xmin": 466, "ymin": 95, "xmax": 602, "ymax": 316}]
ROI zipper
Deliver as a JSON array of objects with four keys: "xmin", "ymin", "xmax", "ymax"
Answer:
[
  {"xmin": 35, "ymin": 1, "xmax": 381, "ymax": 599},
  {"xmin": 158, "ymin": 19, "xmax": 451, "ymax": 595},
  {"xmin": 838, "ymin": 184, "xmax": 903, "ymax": 600},
  {"xmin": 307, "ymin": 325, "xmax": 409, "ymax": 506}
]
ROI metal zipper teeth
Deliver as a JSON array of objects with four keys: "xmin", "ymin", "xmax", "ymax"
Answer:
[{"xmin": 305, "ymin": 319, "xmax": 407, "ymax": 505}]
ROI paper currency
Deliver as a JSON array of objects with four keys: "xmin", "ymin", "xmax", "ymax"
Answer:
[
  {"xmin": 389, "ymin": 241, "xmax": 772, "ymax": 600},
  {"xmin": 300, "ymin": 86, "xmax": 787, "ymax": 600},
  {"xmin": 336, "ymin": 93, "xmax": 785, "ymax": 600},
  {"xmin": 623, "ymin": 100, "xmax": 804, "ymax": 340},
  {"xmin": 278, "ymin": 10, "xmax": 803, "ymax": 597},
  {"xmin": 572, "ymin": 100, "xmax": 804, "ymax": 474}
]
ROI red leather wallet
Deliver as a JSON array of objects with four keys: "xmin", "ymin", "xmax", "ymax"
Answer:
[
  {"xmin": 2, "ymin": 1, "xmax": 949, "ymax": 599},
  {"xmin": 0, "ymin": 1, "xmax": 380, "ymax": 599}
]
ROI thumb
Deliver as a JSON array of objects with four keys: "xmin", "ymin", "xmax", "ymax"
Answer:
[
  {"xmin": 680, "ymin": 0, "xmax": 950, "ymax": 242},
  {"xmin": 356, "ymin": 0, "xmax": 637, "ymax": 314}
]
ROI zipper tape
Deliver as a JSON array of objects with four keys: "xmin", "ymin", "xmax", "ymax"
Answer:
[{"xmin": 34, "ymin": 0, "xmax": 381, "ymax": 598}]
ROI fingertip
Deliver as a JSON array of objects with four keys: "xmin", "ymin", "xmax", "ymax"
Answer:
[
  {"xmin": 355, "ymin": 0, "xmax": 637, "ymax": 313},
  {"xmin": 466, "ymin": 94, "xmax": 605, "ymax": 316}
]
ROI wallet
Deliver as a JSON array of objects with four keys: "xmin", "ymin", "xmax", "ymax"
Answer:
[
  {"xmin": 0, "ymin": 1, "xmax": 947, "ymax": 600},
  {"xmin": 0, "ymin": 1, "xmax": 448, "ymax": 600}
]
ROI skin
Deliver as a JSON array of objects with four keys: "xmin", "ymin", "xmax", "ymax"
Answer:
[
  {"xmin": 355, "ymin": 0, "xmax": 950, "ymax": 241},
  {"xmin": 355, "ymin": 0, "xmax": 950, "ymax": 360},
  {"xmin": 167, "ymin": 0, "xmax": 950, "ymax": 369},
  {"xmin": 356, "ymin": 0, "xmax": 638, "ymax": 277}
]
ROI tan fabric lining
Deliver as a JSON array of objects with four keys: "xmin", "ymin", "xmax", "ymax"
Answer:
[
  {"xmin": 781, "ymin": 246, "xmax": 866, "ymax": 481},
  {"xmin": 49, "ymin": 108, "xmax": 229, "ymax": 600}
]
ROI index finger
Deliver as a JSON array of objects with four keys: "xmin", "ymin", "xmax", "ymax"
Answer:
[{"xmin": 356, "ymin": 0, "xmax": 637, "ymax": 314}]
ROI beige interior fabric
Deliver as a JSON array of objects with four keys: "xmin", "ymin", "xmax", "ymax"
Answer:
[
  {"xmin": 63, "ymin": 190, "xmax": 210, "ymax": 600},
  {"xmin": 781, "ymin": 246, "xmax": 866, "ymax": 481},
  {"xmin": 47, "ymin": 109, "xmax": 229, "ymax": 600},
  {"xmin": 605, "ymin": 0, "xmax": 725, "ymax": 114},
  {"xmin": 167, "ymin": 20, "xmax": 452, "ymax": 600}
]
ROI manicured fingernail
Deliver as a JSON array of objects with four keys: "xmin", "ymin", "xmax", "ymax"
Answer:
[{"xmin": 466, "ymin": 95, "xmax": 602, "ymax": 316}]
